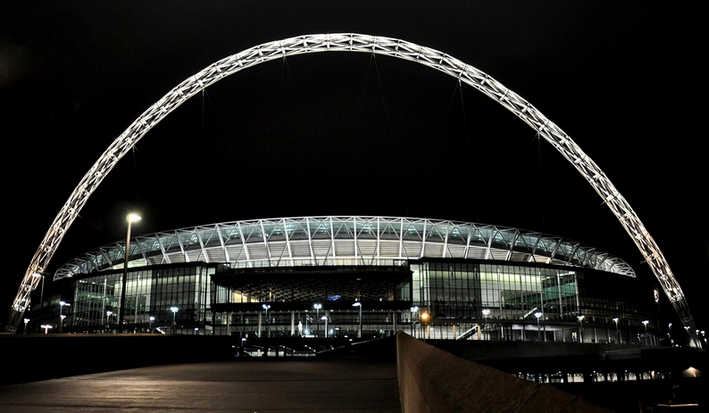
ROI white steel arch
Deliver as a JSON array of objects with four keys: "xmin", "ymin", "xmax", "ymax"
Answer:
[{"xmin": 6, "ymin": 33, "xmax": 696, "ymax": 336}]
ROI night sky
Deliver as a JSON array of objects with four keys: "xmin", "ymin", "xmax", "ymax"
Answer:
[{"xmin": 2, "ymin": 1, "xmax": 706, "ymax": 332}]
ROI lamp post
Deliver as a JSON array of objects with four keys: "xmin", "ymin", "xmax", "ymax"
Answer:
[
  {"xmin": 262, "ymin": 304, "xmax": 271, "ymax": 338},
  {"xmin": 352, "ymin": 302, "xmax": 362, "ymax": 338},
  {"xmin": 613, "ymin": 317, "xmax": 620, "ymax": 344},
  {"xmin": 33, "ymin": 271, "xmax": 45, "ymax": 333},
  {"xmin": 314, "ymin": 303, "xmax": 322, "ymax": 337},
  {"xmin": 577, "ymin": 315, "xmax": 585, "ymax": 343},
  {"xmin": 668, "ymin": 322, "xmax": 673, "ymax": 346},
  {"xmin": 420, "ymin": 311, "xmax": 430, "ymax": 342},
  {"xmin": 149, "ymin": 316, "xmax": 155, "ymax": 333},
  {"xmin": 642, "ymin": 320, "xmax": 649, "ymax": 345},
  {"xmin": 119, "ymin": 213, "xmax": 141, "ymax": 333},
  {"xmin": 106, "ymin": 310, "xmax": 113, "ymax": 332},
  {"xmin": 23, "ymin": 318, "xmax": 30, "ymax": 333},
  {"xmin": 170, "ymin": 306, "xmax": 179, "ymax": 334},
  {"xmin": 482, "ymin": 309, "xmax": 490, "ymax": 340},
  {"xmin": 534, "ymin": 311, "xmax": 542, "ymax": 342},
  {"xmin": 321, "ymin": 315, "xmax": 328, "ymax": 338},
  {"xmin": 41, "ymin": 324, "xmax": 52, "ymax": 334},
  {"xmin": 59, "ymin": 300, "xmax": 70, "ymax": 332},
  {"xmin": 410, "ymin": 306, "xmax": 419, "ymax": 338}
]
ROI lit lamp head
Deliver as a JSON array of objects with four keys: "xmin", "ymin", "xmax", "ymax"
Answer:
[
  {"xmin": 127, "ymin": 213, "xmax": 142, "ymax": 224},
  {"xmin": 420, "ymin": 312, "xmax": 430, "ymax": 323}
]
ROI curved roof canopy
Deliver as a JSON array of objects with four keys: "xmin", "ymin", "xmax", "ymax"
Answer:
[{"xmin": 54, "ymin": 216, "xmax": 634, "ymax": 280}]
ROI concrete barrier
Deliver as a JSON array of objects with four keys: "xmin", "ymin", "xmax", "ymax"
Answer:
[{"xmin": 395, "ymin": 331, "xmax": 613, "ymax": 413}]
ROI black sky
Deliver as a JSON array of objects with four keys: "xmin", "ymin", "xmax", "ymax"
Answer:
[{"xmin": 2, "ymin": 1, "xmax": 706, "ymax": 331}]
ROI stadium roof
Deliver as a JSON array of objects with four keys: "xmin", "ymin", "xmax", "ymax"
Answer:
[{"xmin": 54, "ymin": 216, "xmax": 635, "ymax": 280}]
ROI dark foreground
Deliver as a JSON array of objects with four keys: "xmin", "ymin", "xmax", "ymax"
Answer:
[{"xmin": 0, "ymin": 358, "xmax": 401, "ymax": 413}]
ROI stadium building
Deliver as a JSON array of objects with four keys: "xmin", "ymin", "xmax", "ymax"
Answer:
[{"xmin": 27, "ymin": 216, "xmax": 664, "ymax": 346}]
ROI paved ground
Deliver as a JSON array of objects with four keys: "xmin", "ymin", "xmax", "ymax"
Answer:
[{"xmin": 0, "ymin": 358, "xmax": 401, "ymax": 413}]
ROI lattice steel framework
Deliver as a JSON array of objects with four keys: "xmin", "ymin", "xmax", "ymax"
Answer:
[
  {"xmin": 6, "ymin": 33, "xmax": 695, "ymax": 337},
  {"xmin": 52, "ymin": 216, "xmax": 635, "ymax": 279}
]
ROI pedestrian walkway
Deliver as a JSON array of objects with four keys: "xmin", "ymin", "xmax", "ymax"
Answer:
[{"xmin": 0, "ymin": 358, "xmax": 401, "ymax": 413}]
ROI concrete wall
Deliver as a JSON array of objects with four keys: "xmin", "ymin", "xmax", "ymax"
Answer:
[{"xmin": 395, "ymin": 331, "xmax": 613, "ymax": 413}]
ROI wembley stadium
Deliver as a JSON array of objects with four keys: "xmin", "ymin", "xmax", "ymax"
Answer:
[{"xmin": 24, "ymin": 215, "xmax": 665, "ymax": 346}]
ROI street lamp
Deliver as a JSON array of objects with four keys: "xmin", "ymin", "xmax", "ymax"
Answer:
[
  {"xmin": 170, "ymin": 306, "xmax": 179, "ymax": 334},
  {"xmin": 482, "ymin": 309, "xmax": 490, "ymax": 340},
  {"xmin": 613, "ymin": 317, "xmax": 620, "ymax": 344},
  {"xmin": 119, "ymin": 213, "xmax": 141, "ymax": 333},
  {"xmin": 59, "ymin": 300, "xmax": 70, "ymax": 332},
  {"xmin": 149, "ymin": 316, "xmax": 155, "ymax": 333},
  {"xmin": 314, "ymin": 303, "xmax": 322, "ymax": 337},
  {"xmin": 534, "ymin": 311, "xmax": 542, "ymax": 342},
  {"xmin": 352, "ymin": 302, "xmax": 362, "ymax": 338},
  {"xmin": 31, "ymin": 271, "xmax": 46, "ymax": 334},
  {"xmin": 420, "ymin": 311, "xmax": 430, "ymax": 342},
  {"xmin": 106, "ymin": 310, "xmax": 113, "ymax": 331},
  {"xmin": 23, "ymin": 318, "xmax": 30, "ymax": 333},
  {"xmin": 321, "ymin": 315, "xmax": 328, "ymax": 338},
  {"xmin": 262, "ymin": 304, "xmax": 271, "ymax": 338},
  {"xmin": 642, "ymin": 320, "xmax": 649, "ymax": 345},
  {"xmin": 41, "ymin": 324, "xmax": 52, "ymax": 334},
  {"xmin": 577, "ymin": 315, "xmax": 585, "ymax": 343},
  {"xmin": 410, "ymin": 306, "xmax": 419, "ymax": 337}
]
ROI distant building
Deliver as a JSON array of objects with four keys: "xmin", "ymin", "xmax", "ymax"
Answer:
[{"xmin": 29, "ymin": 216, "xmax": 664, "ymax": 346}]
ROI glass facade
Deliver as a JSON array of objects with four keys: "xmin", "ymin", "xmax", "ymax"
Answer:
[
  {"xmin": 407, "ymin": 259, "xmax": 657, "ymax": 344},
  {"xmin": 67, "ymin": 263, "xmax": 215, "ymax": 334},
  {"xmin": 46, "ymin": 258, "xmax": 658, "ymax": 346}
]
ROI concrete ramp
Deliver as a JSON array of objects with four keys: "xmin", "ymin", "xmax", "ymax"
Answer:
[{"xmin": 396, "ymin": 331, "xmax": 613, "ymax": 413}]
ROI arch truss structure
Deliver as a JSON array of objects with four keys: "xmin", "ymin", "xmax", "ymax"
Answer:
[{"xmin": 6, "ymin": 33, "xmax": 696, "ymax": 336}]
